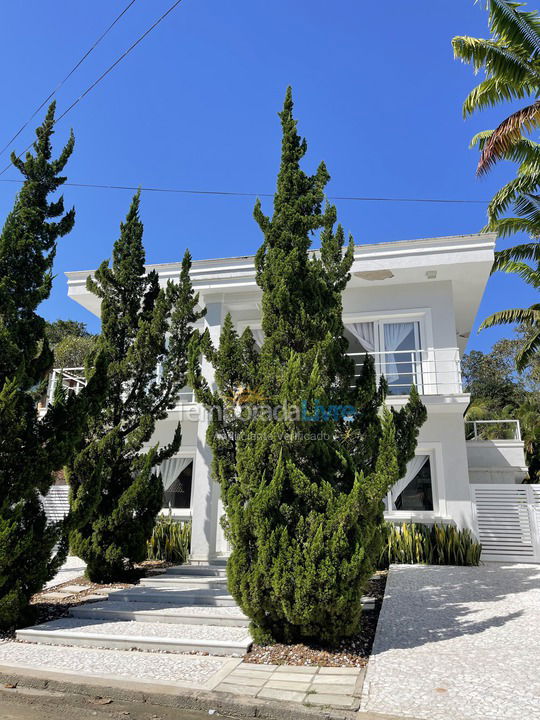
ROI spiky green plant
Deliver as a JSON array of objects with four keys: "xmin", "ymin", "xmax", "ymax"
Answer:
[
  {"xmin": 378, "ymin": 523, "xmax": 482, "ymax": 568},
  {"xmin": 147, "ymin": 516, "xmax": 191, "ymax": 564},
  {"xmin": 453, "ymin": 0, "xmax": 540, "ymax": 175}
]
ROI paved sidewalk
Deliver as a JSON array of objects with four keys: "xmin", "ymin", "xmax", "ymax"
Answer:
[
  {"xmin": 44, "ymin": 556, "xmax": 86, "ymax": 590},
  {"xmin": 214, "ymin": 662, "xmax": 363, "ymax": 710},
  {"xmin": 361, "ymin": 563, "xmax": 540, "ymax": 720}
]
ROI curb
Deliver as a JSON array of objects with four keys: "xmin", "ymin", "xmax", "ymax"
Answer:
[{"xmin": 0, "ymin": 665, "xmax": 414, "ymax": 720}]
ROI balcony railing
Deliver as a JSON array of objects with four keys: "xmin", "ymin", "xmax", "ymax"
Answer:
[
  {"xmin": 40, "ymin": 367, "xmax": 195, "ymax": 410},
  {"xmin": 465, "ymin": 420, "xmax": 521, "ymax": 442},
  {"xmin": 347, "ymin": 348, "xmax": 462, "ymax": 396}
]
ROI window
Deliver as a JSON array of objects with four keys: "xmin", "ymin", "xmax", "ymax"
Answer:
[
  {"xmin": 160, "ymin": 458, "xmax": 193, "ymax": 509},
  {"xmin": 394, "ymin": 458, "xmax": 433, "ymax": 511},
  {"xmin": 385, "ymin": 454, "xmax": 434, "ymax": 513},
  {"xmin": 345, "ymin": 318, "xmax": 423, "ymax": 395}
]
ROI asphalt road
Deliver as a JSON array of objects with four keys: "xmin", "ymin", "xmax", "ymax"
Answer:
[{"xmin": 0, "ymin": 687, "xmax": 231, "ymax": 720}]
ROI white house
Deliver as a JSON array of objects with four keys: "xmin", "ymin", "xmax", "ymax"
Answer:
[{"xmin": 58, "ymin": 232, "xmax": 536, "ymax": 563}]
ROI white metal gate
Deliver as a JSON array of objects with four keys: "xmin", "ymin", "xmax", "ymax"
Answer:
[{"xmin": 472, "ymin": 484, "xmax": 540, "ymax": 563}]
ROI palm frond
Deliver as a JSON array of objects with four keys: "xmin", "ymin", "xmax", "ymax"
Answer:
[
  {"xmin": 478, "ymin": 100, "xmax": 540, "ymax": 174},
  {"xmin": 516, "ymin": 325, "xmax": 540, "ymax": 371},
  {"xmin": 487, "ymin": 174, "xmax": 540, "ymax": 222},
  {"xmin": 488, "ymin": 0, "xmax": 540, "ymax": 58},
  {"xmin": 453, "ymin": 37, "xmax": 538, "ymax": 86},
  {"xmin": 462, "ymin": 77, "xmax": 535, "ymax": 117},
  {"xmin": 493, "ymin": 240, "xmax": 540, "ymax": 267},
  {"xmin": 480, "ymin": 307, "xmax": 540, "ymax": 329},
  {"xmin": 493, "ymin": 259, "xmax": 540, "ymax": 286},
  {"xmin": 483, "ymin": 216, "xmax": 540, "ymax": 236}
]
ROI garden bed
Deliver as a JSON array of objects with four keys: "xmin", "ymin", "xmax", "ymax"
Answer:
[{"xmin": 243, "ymin": 570, "xmax": 387, "ymax": 667}]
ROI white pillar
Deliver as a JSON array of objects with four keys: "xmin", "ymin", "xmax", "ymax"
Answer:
[{"xmin": 189, "ymin": 299, "xmax": 224, "ymax": 564}]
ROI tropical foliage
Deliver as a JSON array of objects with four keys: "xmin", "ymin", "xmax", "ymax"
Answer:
[
  {"xmin": 378, "ymin": 522, "xmax": 482, "ymax": 568},
  {"xmin": 147, "ymin": 515, "xmax": 191, "ymax": 564},
  {"xmin": 68, "ymin": 192, "xmax": 204, "ymax": 583},
  {"xmin": 463, "ymin": 329, "xmax": 540, "ymax": 482},
  {"xmin": 189, "ymin": 88, "xmax": 426, "ymax": 644},
  {"xmin": 454, "ymin": 1, "xmax": 540, "ymax": 375},
  {"xmin": 453, "ymin": 0, "xmax": 540, "ymax": 176}
]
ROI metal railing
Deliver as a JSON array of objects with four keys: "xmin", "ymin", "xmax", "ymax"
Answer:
[
  {"xmin": 347, "ymin": 348, "xmax": 462, "ymax": 396},
  {"xmin": 40, "ymin": 367, "xmax": 196, "ymax": 409},
  {"xmin": 465, "ymin": 420, "xmax": 522, "ymax": 442}
]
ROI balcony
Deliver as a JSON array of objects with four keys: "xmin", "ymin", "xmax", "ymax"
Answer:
[
  {"xmin": 347, "ymin": 348, "xmax": 462, "ymax": 396},
  {"xmin": 466, "ymin": 420, "xmax": 527, "ymax": 485},
  {"xmin": 465, "ymin": 420, "xmax": 521, "ymax": 442},
  {"xmin": 39, "ymin": 367, "xmax": 195, "ymax": 413}
]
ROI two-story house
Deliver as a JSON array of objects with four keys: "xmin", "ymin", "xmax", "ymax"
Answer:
[{"xmin": 58, "ymin": 232, "xmax": 535, "ymax": 563}]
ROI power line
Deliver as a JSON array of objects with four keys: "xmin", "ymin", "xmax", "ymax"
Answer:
[
  {"xmin": 0, "ymin": 177, "xmax": 490, "ymax": 204},
  {"xmin": 0, "ymin": 0, "xmax": 185, "ymax": 177},
  {"xmin": 0, "ymin": 0, "xmax": 138, "ymax": 160}
]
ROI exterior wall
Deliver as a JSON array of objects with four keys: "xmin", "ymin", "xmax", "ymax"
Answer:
[{"xmin": 467, "ymin": 441, "xmax": 527, "ymax": 484}]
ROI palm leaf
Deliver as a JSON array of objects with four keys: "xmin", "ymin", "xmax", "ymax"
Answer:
[
  {"xmin": 463, "ymin": 77, "xmax": 535, "ymax": 117},
  {"xmin": 516, "ymin": 326, "xmax": 540, "ymax": 371},
  {"xmin": 493, "ymin": 259, "xmax": 540, "ymax": 286},
  {"xmin": 452, "ymin": 37, "xmax": 538, "ymax": 86},
  {"xmin": 487, "ymin": 175, "xmax": 540, "ymax": 222},
  {"xmin": 478, "ymin": 100, "xmax": 540, "ymax": 174},
  {"xmin": 480, "ymin": 307, "xmax": 540, "ymax": 329},
  {"xmin": 493, "ymin": 240, "xmax": 540, "ymax": 267},
  {"xmin": 488, "ymin": 0, "xmax": 540, "ymax": 57},
  {"xmin": 484, "ymin": 216, "xmax": 540, "ymax": 236}
]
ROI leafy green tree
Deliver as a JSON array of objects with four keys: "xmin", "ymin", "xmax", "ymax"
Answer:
[
  {"xmin": 53, "ymin": 335, "xmax": 97, "ymax": 369},
  {"xmin": 189, "ymin": 88, "xmax": 426, "ymax": 643},
  {"xmin": 68, "ymin": 192, "xmax": 204, "ymax": 583},
  {"xmin": 45, "ymin": 320, "xmax": 91, "ymax": 345},
  {"xmin": 0, "ymin": 105, "xmax": 102, "ymax": 628}
]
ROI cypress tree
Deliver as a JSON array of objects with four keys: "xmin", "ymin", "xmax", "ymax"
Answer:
[
  {"xmin": 189, "ymin": 88, "xmax": 426, "ymax": 643},
  {"xmin": 0, "ymin": 105, "xmax": 102, "ymax": 628},
  {"xmin": 68, "ymin": 192, "xmax": 204, "ymax": 583}
]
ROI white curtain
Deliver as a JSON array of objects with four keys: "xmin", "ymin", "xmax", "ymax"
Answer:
[
  {"xmin": 390, "ymin": 454, "xmax": 429, "ymax": 505},
  {"xmin": 383, "ymin": 322, "xmax": 414, "ymax": 383},
  {"xmin": 160, "ymin": 457, "xmax": 192, "ymax": 491},
  {"xmin": 346, "ymin": 322, "xmax": 375, "ymax": 352},
  {"xmin": 251, "ymin": 328, "xmax": 265, "ymax": 349}
]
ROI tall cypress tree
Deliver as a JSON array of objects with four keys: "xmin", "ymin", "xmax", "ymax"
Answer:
[
  {"xmin": 69, "ymin": 192, "xmax": 204, "ymax": 583},
  {"xmin": 189, "ymin": 88, "xmax": 426, "ymax": 643},
  {"xmin": 0, "ymin": 105, "xmax": 102, "ymax": 628}
]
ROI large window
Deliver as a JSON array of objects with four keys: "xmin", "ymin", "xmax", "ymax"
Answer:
[
  {"xmin": 385, "ymin": 454, "xmax": 434, "ymax": 513},
  {"xmin": 160, "ymin": 457, "xmax": 193, "ymax": 510},
  {"xmin": 346, "ymin": 319, "xmax": 423, "ymax": 395}
]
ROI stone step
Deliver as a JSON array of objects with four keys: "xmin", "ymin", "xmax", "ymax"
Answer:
[
  {"xmin": 108, "ymin": 587, "xmax": 237, "ymax": 606},
  {"xmin": 139, "ymin": 575, "xmax": 227, "ymax": 590},
  {"xmin": 165, "ymin": 565, "xmax": 227, "ymax": 577},
  {"xmin": 70, "ymin": 601, "xmax": 249, "ymax": 627},
  {"xmin": 16, "ymin": 617, "xmax": 251, "ymax": 657}
]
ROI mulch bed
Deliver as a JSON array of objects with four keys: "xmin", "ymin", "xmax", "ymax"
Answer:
[{"xmin": 244, "ymin": 570, "xmax": 387, "ymax": 667}]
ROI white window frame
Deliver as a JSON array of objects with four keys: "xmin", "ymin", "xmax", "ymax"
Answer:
[
  {"xmin": 159, "ymin": 447, "xmax": 196, "ymax": 521},
  {"xmin": 384, "ymin": 442, "xmax": 447, "ymax": 523},
  {"xmin": 343, "ymin": 308, "xmax": 434, "ymax": 395}
]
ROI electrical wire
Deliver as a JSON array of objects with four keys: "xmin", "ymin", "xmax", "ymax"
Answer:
[
  {"xmin": 0, "ymin": 177, "xmax": 490, "ymax": 203},
  {"xmin": 0, "ymin": 0, "xmax": 138, "ymax": 160},
  {"xmin": 0, "ymin": 0, "xmax": 185, "ymax": 177}
]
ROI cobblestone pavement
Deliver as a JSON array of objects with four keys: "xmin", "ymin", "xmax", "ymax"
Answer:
[{"xmin": 360, "ymin": 563, "xmax": 540, "ymax": 720}]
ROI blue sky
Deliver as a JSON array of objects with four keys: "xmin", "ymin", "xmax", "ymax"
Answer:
[{"xmin": 0, "ymin": 0, "xmax": 537, "ymax": 351}]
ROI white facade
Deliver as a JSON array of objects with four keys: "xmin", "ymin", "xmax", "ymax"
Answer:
[{"xmin": 65, "ymin": 232, "xmax": 527, "ymax": 562}]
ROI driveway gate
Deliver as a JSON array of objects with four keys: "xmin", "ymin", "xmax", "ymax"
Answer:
[{"xmin": 471, "ymin": 483, "xmax": 540, "ymax": 563}]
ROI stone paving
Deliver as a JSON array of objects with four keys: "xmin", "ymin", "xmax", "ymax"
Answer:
[
  {"xmin": 360, "ymin": 563, "xmax": 540, "ymax": 720},
  {"xmin": 44, "ymin": 556, "xmax": 86, "ymax": 590},
  {"xmin": 212, "ymin": 662, "xmax": 363, "ymax": 709}
]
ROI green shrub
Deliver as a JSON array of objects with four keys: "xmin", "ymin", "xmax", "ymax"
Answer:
[
  {"xmin": 147, "ymin": 515, "xmax": 191, "ymax": 564},
  {"xmin": 378, "ymin": 522, "xmax": 482, "ymax": 568}
]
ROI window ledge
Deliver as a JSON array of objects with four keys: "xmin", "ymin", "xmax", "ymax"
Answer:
[{"xmin": 384, "ymin": 511, "xmax": 454, "ymax": 525}]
